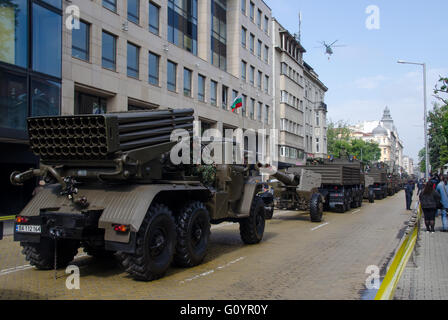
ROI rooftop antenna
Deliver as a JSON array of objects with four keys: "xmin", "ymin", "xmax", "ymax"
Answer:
[{"xmin": 298, "ymin": 11, "xmax": 302, "ymax": 42}]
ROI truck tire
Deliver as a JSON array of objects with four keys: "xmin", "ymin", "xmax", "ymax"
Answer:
[
  {"xmin": 309, "ymin": 193, "xmax": 323, "ymax": 223},
  {"xmin": 173, "ymin": 201, "xmax": 211, "ymax": 268},
  {"xmin": 21, "ymin": 238, "xmax": 79, "ymax": 270},
  {"xmin": 368, "ymin": 189, "xmax": 375, "ymax": 203},
  {"xmin": 119, "ymin": 203, "xmax": 176, "ymax": 281},
  {"xmin": 265, "ymin": 207, "xmax": 274, "ymax": 220},
  {"xmin": 239, "ymin": 197, "xmax": 266, "ymax": 245}
]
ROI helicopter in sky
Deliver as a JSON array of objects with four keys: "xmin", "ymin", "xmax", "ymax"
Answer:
[{"xmin": 315, "ymin": 40, "xmax": 346, "ymax": 60}]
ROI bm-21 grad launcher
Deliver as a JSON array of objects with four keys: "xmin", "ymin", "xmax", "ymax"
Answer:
[{"xmin": 11, "ymin": 109, "xmax": 267, "ymax": 281}]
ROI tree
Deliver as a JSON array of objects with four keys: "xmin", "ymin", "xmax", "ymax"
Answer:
[
  {"xmin": 326, "ymin": 121, "xmax": 381, "ymax": 164},
  {"xmin": 418, "ymin": 148, "xmax": 426, "ymax": 173},
  {"xmin": 434, "ymin": 76, "xmax": 448, "ymax": 106}
]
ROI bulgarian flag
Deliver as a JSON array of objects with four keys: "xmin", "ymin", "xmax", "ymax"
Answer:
[{"xmin": 231, "ymin": 95, "xmax": 243, "ymax": 113}]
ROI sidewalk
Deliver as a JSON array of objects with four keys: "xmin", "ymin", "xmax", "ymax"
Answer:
[{"xmin": 394, "ymin": 216, "xmax": 448, "ymax": 300}]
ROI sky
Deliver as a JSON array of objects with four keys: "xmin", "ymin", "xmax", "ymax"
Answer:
[{"xmin": 265, "ymin": 0, "xmax": 448, "ymax": 162}]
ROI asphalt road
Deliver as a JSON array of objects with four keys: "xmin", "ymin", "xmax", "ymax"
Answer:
[{"xmin": 0, "ymin": 191, "xmax": 412, "ymax": 300}]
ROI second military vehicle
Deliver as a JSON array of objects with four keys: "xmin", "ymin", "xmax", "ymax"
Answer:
[
  {"xmin": 261, "ymin": 165, "xmax": 324, "ymax": 222},
  {"xmin": 10, "ymin": 109, "xmax": 267, "ymax": 281},
  {"xmin": 298, "ymin": 156, "xmax": 364, "ymax": 213}
]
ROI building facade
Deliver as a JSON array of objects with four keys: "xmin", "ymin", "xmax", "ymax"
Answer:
[
  {"xmin": 272, "ymin": 19, "xmax": 328, "ymax": 166},
  {"xmin": 350, "ymin": 107, "xmax": 404, "ymax": 168},
  {"xmin": 402, "ymin": 156, "xmax": 414, "ymax": 175},
  {"xmin": 0, "ymin": 0, "xmax": 329, "ymax": 214}
]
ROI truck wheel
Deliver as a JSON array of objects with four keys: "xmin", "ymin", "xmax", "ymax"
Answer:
[
  {"xmin": 21, "ymin": 238, "xmax": 79, "ymax": 270},
  {"xmin": 265, "ymin": 207, "xmax": 274, "ymax": 220},
  {"xmin": 173, "ymin": 201, "xmax": 211, "ymax": 268},
  {"xmin": 239, "ymin": 197, "xmax": 266, "ymax": 245},
  {"xmin": 119, "ymin": 203, "xmax": 176, "ymax": 281},
  {"xmin": 309, "ymin": 193, "xmax": 323, "ymax": 223},
  {"xmin": 368, "ymin": 190, "xmax": 375, "ymax": 203}
]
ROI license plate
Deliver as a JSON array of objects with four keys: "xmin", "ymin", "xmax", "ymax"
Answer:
[{"xmin": 16, "ymin": 224, "xmax": 41, "ymax": 234}]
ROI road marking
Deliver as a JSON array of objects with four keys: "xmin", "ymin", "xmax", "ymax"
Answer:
[
  {"xmin": 311, "ymin": 222, "xmax": 329, "ymax": 231},
  {"xmin": 179, "ymin": 256, "xmax": 245, "ymax": 284},
  {"xmin": 352, "ymin": 209, "xmax": 361, "ymax": 215},
  {"xmin": 0, "ymin": 253, "xmax": 88, "ymax": 277}
]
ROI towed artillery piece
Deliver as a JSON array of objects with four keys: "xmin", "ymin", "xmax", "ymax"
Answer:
[
  {"xmin": 10, "ymin": 109, "xmax": 268, "ymax": 281},
  {"xmin": 295, "ymin": 156, "xmax": 364, "ymax": 213},
  {"xmin": 260, "ymin": 165, "xmax": 324, "ymax": 222}
]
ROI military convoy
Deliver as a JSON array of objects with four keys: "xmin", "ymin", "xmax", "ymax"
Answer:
[
  {"xmin": 8, "ymin": 108, "xmax": 408, "ymax": 281},
  {"xmin": 10, "ymin": 109, "xmax": 268, "ymax": 281}
]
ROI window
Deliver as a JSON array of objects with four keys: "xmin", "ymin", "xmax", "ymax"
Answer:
[
  {"xmin": 42, "ymin": 0, "xmax": 61, "ymax": 9},
  {"xmin": 257, "ymin": 102, "xmax": 262, "ymax": 121},
  {"xmin": 211, "ymin": 0, "xmax": 226, "ymax": 70},
  {"xmin": 281, "ymin": 62, "xmax": 287, "ymax": 75},
  {"xmin": 128, "ymin": 0, "xmax": 140, "ymax": 24},
  {"xmin": 257, "ymin": 40, "xmax": 262, "ymax": 58},
  {"xmin": 75, "ymin": 91, "xmax": 107, "ymax": 115},
  {"xmin": 264, "ymin": 45, "xmax": 269, "ymax": 63},
  {"xmin": 210, "ymin": 80, "xmax": 217, "ymax": 106},
  {"xmin": 241, "ymin": 27, "xmax": 247, "ymax": 47},
  {"xmin": 257, "ymin": 9, "xmax": 262, "ymax": 28},
  {"xmin": 148, "ymin": 1, "xmax": 159, "ymax": 34},
  {"xmin": 103, "ymin": 0, "xmax": 116, "ymax": 12},
  {"xmin": 249, "ymin": 2, "xmax": 254, "ymax": 21},
  {"xmin": 167, "ymin": 60, "xmax": 177, "ymax": 92},
  {"xmin": 222, "ymin": 85, "xmax": 228, "ymax": 109},
  {"xmin": 32, "ymin": 4, "xmax": 62, "ymax": 78},
  {"xmin": 249, "ymin": 66, "xmax": 255, "ymax": 85},
  {"xmin": 264, "ymin": 75, "xmax": 269, "ymax": 94},
  {"xmin": 264, "ymin": 105, "xmax": 269, "ymax": 124},
  {"xmin": 168, "ymin": 0, "xmax": 198, "ymax": 54},
  {"xmin": 316, "ymin": 112, "xmax": 320, "ymax": 126},
  {"xmin": 257, "ymin": 71, "xmax": 262, "ymax": 89},
  {"xmin": 184, "ymin": 68, "xmax": 192, "ymax": 97},
  {"xmin": 0, "ymin": 70, "xmax": 27, "ymax": 131},
  {"xmin": 250, "ymin": 99, "xmax": 255, "ymax": 119},
  {"xmin": 241, "ymin": 60, "xmax": 247, "ymax": 81},
  {"xmin": 264, "ymin": 16, "xmax": 269, "ymax": 33},
  {"xmin": 31, "ymin": 78, "xmax": 60, "ymax": 117},
  {"xmin": 102, "ymin": 31, "xmax": 116, "ymax": 71},
  {"xmin": 127, "ymin": 42, "xmax": 139, "ymax": 78},
  {"xmin": 249, "ymin": 33, "xmax": 254, "ymax": 53},
  {"xmin": 316, "ymin": 138, "xmax": 320, "ymax": 153},
  {"xmin": 148, "ymin": 51, "xmax": 159, "ymax": 85},
  {"xmin": 242, "ymin": 95, "xmax": 247, "ymax": 117},
  {"xmin": 0, "ymin": 0, "xmax": 28, "ymax": 68},
  {"xmin": 241, "ymin": 0, "xmax": 246, "ymax": 14},
  {"xmin": 72, "ymin": 20, "xmax": 90, "ymax": 61},
  {"xmin": 198, "ymin": 74, "xmax": 205, "ymax": 101}
]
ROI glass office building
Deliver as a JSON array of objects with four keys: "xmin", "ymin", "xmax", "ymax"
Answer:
[{"xmin": 0, "ymin": 0, "xmax": 62, "ymax": 215}]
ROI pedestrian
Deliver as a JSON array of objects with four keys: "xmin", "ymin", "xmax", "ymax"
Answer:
[
  {"xmin": 436, "ymin": 175, "xmax": 448, "ymax": 232},
  {"xmin": 417, "ymin": 179, "xmax": 424, "ymax": 195},
  {"xmin": 419, "ymin": 182, "xmax": 442, "ymax": 233},
  {"xmin": 404, "ymin": 180, "xmax": 414, "ymax": 210}
]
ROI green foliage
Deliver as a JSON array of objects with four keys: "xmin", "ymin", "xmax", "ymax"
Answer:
[{"xmin": 326, "ymin": 121, "xmax": 381, "ymax": 164}]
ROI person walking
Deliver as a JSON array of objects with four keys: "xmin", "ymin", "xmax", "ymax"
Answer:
[
  {"xmin": 417, "ymin": 179, "xmax": 424, "ymax": 195},
  {"xmin": 404, "ymin": 180, "xmax": 414, "ymax": 210},
  {"xmin": 436, "ymin": 175, "xmax": 448, "ymax": 232},
  {"xmin": 419, "ymin": 182, "xmax": 442, "ymax": 233}
]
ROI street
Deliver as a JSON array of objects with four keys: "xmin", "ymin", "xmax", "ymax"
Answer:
[{"xmin": 0, "ymin": 191, "xmax": 412, "ymax": 300}]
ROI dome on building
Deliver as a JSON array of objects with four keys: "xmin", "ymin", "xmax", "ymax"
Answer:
[{"xmin": 373, "ymin": 123, "xmax": 387, "ymax": 136}]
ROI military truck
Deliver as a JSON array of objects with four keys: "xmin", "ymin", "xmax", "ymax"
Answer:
[
  {"xmin": 297, "ymin": 157, "xmax": 364, "ymax": 213},
  {"xmin": 362, "ymin": 174, "xmax": 375, "ymax": 203},
  {"xmin": 366, "ymin": 162, "xmax": 388, "ymax": 200},
  {"xmin": 261, "ymin": 165, "xmax": 324, "ymax": 222},
  {"xmin": 10, "ymin": 109, "xmax": 267, "ymax": 281}
]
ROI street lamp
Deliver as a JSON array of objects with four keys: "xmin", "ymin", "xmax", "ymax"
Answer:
[{"xmin": 397, "ymin": 60, "xmax": 429, "ymax": 180}]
